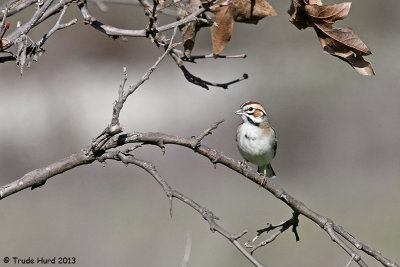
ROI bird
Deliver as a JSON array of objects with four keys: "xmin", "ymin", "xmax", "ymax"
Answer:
[{"xmin": 235, "ymin": 101, "xmax": 277, "ymax": 185}]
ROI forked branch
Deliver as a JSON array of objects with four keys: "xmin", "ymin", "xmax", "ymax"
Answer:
[
  {"xmin": 97, "ymin": 151, "xmax": 263, "ymax": 267},
  {"xmin": 0, "ymin": 70, "xmax": 397, "ymax": 267},
  {"xmin": 245, "ymin": 212, "xmax": 300, "ymax": 254}
]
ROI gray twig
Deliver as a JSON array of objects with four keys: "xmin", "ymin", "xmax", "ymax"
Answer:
[
  {"xmin": 91, "ymin": 28, "xmax": 178, "ymax": 153},
  {"xmin": 3, "ymin": 0, "xmax": 55, "ymax": 49},
  {"xmin": 324, "ymin": 220, "xmax": 367, "ymax": 267},
  {"xmin": 190, "ymin": 120, "xmax": 224, "ymax": 149},
  {"xmin": 78, "ymin": 0, "xmax": 213, "ymax": 38},
  {"xmin": 37, "ymin": 5, "xmax": 77, "ymax": 48}
]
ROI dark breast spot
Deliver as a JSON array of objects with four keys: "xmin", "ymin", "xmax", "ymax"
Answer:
[{"xmin": 245, "ymin": 134, "xmax": 256, "ymax": 141}]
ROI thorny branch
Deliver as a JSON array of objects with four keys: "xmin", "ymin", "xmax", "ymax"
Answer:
[{"xmin": 0, "ymin": 61, "xmax": 398, "ymax": 267}]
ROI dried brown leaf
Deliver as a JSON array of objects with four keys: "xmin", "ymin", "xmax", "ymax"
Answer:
[
  {"xmin": 211, "ymin": 0, "xmax": 276, "ymax": 54},
  {"xmin": 211, "ymin": 6, "xmax": 234, "ymax": 54},
  {"xmin": 231, "ymin": 0, "xmax": 277, "ymax": 24},
  {"xmin": 288, "ymin": 0, "xmax": 374, "ymax": 75},
  {"xmin": 288, "ymin": 0, "xmax": 311, "ymax": 29},
  {"xmin": 305, "ymin": 2, "xmax": 350, "ymax": 24},
  {"xmin": 317, "ymin": 32, "xmax": 374, "ymax": 75},
  {"xmin": 179, "ymin": 22, "xmax": 201, "ymax": 57},
  {"xmin": 177, "ymin": 0, "xmax": 210, "ymax": 57},
  {"xmin": 314, "ymin": 23, "xmax": 371, "ymax": 55}
]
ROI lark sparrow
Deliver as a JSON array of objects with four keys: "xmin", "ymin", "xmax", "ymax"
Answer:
[{"xmin": 235, "ymin": 101, "xmax": 277, "ymax": 184}]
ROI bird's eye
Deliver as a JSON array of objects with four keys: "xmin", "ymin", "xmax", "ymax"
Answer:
[{"xmin": 247, "ymin": 107, "xmax": 254, "ymax": 112}]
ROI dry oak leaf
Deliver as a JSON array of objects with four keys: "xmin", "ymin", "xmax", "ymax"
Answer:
[
  {"xmin": 211, "ymin": 0, "xmax": 277, "ymax": 54},
  {"xmin": 177, "ymin": 0, "xmax": 212, "ymax": 57},
  {"xmin": 288, "ymin": 0, "xmax": 374, "ymax": 75}
]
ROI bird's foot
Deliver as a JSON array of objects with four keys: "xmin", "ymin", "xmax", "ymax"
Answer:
[
  {"xmin": 259, "ymin": 174, "xmax": 267, "ymax": 187},
  {"xmin": 239, "ymin": 159, "xmax": 249, "ymax": 169}
]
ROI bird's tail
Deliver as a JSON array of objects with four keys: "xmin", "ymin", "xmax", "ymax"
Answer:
[{"xmin": 258, "ymin": 164, "xmax": 276, "ymax": 179}]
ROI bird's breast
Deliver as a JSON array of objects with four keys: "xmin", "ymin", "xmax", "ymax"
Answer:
[{"xmin": 237, "ymin": 123, "xmax": 275, "ymax": 166}]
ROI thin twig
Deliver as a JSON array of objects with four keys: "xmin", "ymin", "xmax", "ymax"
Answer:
[
  {"xmin": 91, "ymin": 28, "xmax": 178, "ymax": 153},
  {"xmin": 36, "ymin": 5, "xmax": 77, "ymax": 48},
  {"xmin": 0, "ymin": 0, "xmax": 37, "ymax": 20},
  {"xmin": 245, "ymin": 212, "xmax": 300, "ymax": 254},
  {"xmin": 78, "ymin": 0, "xmax": 215, "ymax": 38},
  {"xmin": 183, "ymin": 53, "xmax": 247, "ymax": 63},
  {"xmin": 3, "ymin": 0, "xmax": 55, "ymax": 49},
  {"xmin": 190, "ymin": 120, "xmax": 224, "ymax": 148},
  {"xmin": 170, "ymin": 50, "xmax": 248, "ymax": 89},
  {"xmin": 324, "ymin": 220, "xmax": 367, "ymax": 267}
]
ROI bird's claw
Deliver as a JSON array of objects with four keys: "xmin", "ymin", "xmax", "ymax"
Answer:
[{"xmin": 239, "ymin": 159, "xmax": 249, "ymax": 169}]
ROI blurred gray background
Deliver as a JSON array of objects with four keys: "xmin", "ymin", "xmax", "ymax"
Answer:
[{"xmin": 0, "ymin": 0, "xmax": 399, "ymax": 266}]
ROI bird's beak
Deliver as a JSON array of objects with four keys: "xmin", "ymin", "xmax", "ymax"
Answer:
[{"xmin": 235, "ymin": 109, "xmax": 243, "ymax": 116}]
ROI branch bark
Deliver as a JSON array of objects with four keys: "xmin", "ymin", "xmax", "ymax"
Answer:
[{"xmin": 1, "ymin": 126, "xmax": 398, "ymax": 267}]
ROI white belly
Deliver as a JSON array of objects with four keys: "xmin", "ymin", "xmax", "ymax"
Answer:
[{"xmin": 237, "ymin": 123, "xmax": 275, "ymax": 166}]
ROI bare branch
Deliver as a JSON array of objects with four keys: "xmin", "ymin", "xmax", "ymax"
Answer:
[
  {"xmin": 91, "ymin": 28, "xmax": 178, "ymax": 153},
  {"xmin": 334, "ymin": 224, "xmax": 399, "ymax": 267},
  {"xmin": 1, "ymin": 119, "xmax": 398, "ymax": 267},
  {"xmin": 78, "ymin": 0, "xmax": 213, "ymax": 38},
  {"xmin": 110, "ymin": 28, "xmax": 178, "ymax": 127},
  {"xmin": 183, "ymin": 53, "xmax": 247, "ymax": 63},
  {"xmin": 170, "ymin": 50, "xmax": 249, "ymax": 89},
  {"xmin": 245, "ymin": 212, "xmax": 300, "ymax": 254},
  {"xmin": 0, "ymin": 0, "xmax": 37, "ymax": 20},
  {"xmin": 37, "ymin": 5, "xmax": 77, "ymax": 48},
  {"xmin": 0, "ymin": 6, "xmax": 8, "ymax": 34},
  {"xmin": 3, "ymin": 0, "xmax": 55, "ymax": 49},
  {"xmin": 324, "ymin": 220, "xmax": 367, "ymax": 267},
  {"xmin": 0, "ymin": 150, "xmax": 94, "ymax": 197},
  {"xmin": 37, "ymin": 0, "xmax": 76, "ymax": 25},
  {"xmin": 98, "ymin": 151, "xmax": 265, "ymax": 267},
  {"xmin": 100, "ymin": 130, "xmax": 398, "ymax": 267},
  {"xmin": 190, "ymin": 120, "xmax": 224, "ymax": 148}
]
